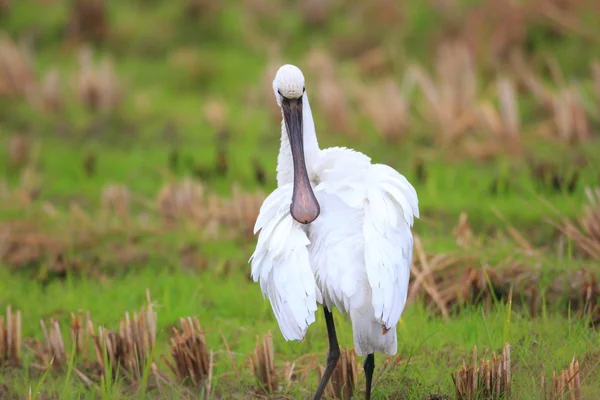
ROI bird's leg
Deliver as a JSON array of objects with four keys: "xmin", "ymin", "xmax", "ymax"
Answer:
[
  {"xmin": 364, "ymin": 353, "xmax": 375, "ymax": 400},
  {"xmin": 312, "ymin": 307, "xmax": 340, "ymax": 400}
]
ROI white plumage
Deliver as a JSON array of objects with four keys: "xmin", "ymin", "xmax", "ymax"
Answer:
[{"xmin": 249, "ymin": 64, "xmax": 419, "ymax": 360}]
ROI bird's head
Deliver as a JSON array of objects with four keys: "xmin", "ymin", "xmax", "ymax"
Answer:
[
  {"xmin": 272, "ymin": 64, "xmax": 320, "ymax": 225},
  {"xmin": 273, "ymin": 64, "xmax": 305, "ymax": 107}
]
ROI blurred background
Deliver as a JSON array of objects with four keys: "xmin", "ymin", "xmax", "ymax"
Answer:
[
  {"xmin": 1, "ymin": 0, "xmax": 600, "ymax": 215},
  {"xmin": 1, "ymin": 0, "xmax": 600, "ymax": 399}
]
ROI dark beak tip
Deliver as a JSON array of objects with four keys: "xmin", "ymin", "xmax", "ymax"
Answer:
[
  {"xmin": 300, "ymin": 215, "xmax": 318, "ymax": 225},
  {"xmin": 290, "ymin": 204, "xmax": 320, "ymax": 225}
]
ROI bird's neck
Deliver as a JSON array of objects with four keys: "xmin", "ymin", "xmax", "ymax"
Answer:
[{"xmin": 276, "ymin": 94, "xmax": 320, "ymax": 186}]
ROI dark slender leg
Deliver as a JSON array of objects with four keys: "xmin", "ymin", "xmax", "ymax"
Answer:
[
  {"xmin": 364, "ymin": 353, "xmax": 375, "ymax": 400},
  {"xmin": 312, "ymin": 307, "xmax": 340, "ymax": 400}
]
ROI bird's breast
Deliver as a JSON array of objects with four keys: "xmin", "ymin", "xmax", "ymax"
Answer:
[{"xmin": 307, "ymin": 192, "xmax": 368, "ymax": 313}]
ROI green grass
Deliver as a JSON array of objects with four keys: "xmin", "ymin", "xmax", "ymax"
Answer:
[{"xmin": 1, "ymin": 264, "xmax": 599, "ymax": 399}]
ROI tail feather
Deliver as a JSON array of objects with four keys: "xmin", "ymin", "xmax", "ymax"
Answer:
[{"xmin": 350, "ymin": 307, "xmax": 397, "ymax": 356}]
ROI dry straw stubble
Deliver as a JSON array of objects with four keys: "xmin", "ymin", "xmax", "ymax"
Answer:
[
  {"xmin": 0, "ymin": 34, "xmax": 35, "ymax": 98},
  {"xmin": 541, "ymin": 358, "xmax": 581, "ymax": 400},
  {"xmin": 162, "ymin": 316, "xmax": 212, "ymax": 395},
  {"xmin": 251, "ymin": 331, "xmax": 278, "ymax": 393},
  {"xmin": 30, "ymin": 319, "xmax": 67, "ymax": 370},
  {"xmin": 89, "ymin": 289, "xmax": 157, "ymax": 382},
  {"xmin": 156, "ymin": 178, "xmax": 264, "ymax": 240},
  {"xmin": 0, "ymin": 306, "xmax": 22, "ymax": 367},
  {"xmin": 317, "ymin": 348, "xmax": 358, "ymax": 400},
  {"xmin": 73, "ymin": 47, "xmax": 122, "ymax": 113},
  {"xmin": 557, "ymin": 187, "xmax": 600, "ymax": 260},
  {"xmin": 452, "ymin": 343, "xmax": 511, "ymax": 400}
]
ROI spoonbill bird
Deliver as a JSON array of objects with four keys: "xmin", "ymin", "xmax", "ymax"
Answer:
[{"xmin": 250, "ymin": 64, "xmax": 419, "ymax": 399}]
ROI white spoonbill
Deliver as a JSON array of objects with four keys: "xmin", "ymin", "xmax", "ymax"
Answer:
[{"xmin": 250, "ymin": 64, "xmax": 419, "ymax": 399}]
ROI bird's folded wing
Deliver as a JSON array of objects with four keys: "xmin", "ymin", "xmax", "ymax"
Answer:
[
  {"xmin": 249, "ymin": 184, "xmax": 321, "ymax": 341},
  {"xmin": 318, "ymin": 163, "xmax": 419, "ymax": 329}
]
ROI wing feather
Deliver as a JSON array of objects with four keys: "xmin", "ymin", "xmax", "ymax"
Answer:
[
  {"xmin": 363, "ymin": 164, "xmax": 418, "ymax": 328},
  {"xmin": 250, "ymin": 184, "xmax": 320, "ymax": 341},
  {"xmin": 318, "ymin": 156, "xmax": 419, "ymax": 330}
]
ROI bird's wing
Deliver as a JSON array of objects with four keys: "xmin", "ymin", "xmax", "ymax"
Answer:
[
  {"xmin": 317, "ymin": 160, "xmax": 419, "ymax": 329},
  {"xmin": 249, "ymin": 183, "xmax": 321, "ymax": 341}
]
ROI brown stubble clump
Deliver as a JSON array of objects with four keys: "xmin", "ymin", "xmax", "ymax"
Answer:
[
  {"xmin": 251, "ymin": 331, "xmax": 278, "ymax": 394},
  {"xmin": 556, "ymin": 187, "xmax": 600, "ymax": 260},
  {"xmin": 66, "ymin": 0, "xmax": 109, "ymax": 44},
  {"xmin": 89, "ymin": 289, "xmax": 157, "ymax": 383},
  {"xmin": 29, "ymin": 319, "xmax": 68, "ymax": 371},
  {"xmin": 540, "ymin": 358, "xmax": 581, "ymax": 400},
  {"xmin": 162, "ymin": 316, "xmax": 213, "ymax": 396},
  {"xmin": 73, "ymin": 47, "xmax": 122, "ymax": 113},
  {"xmin": 409, "ymin": 213, "xmax": 598, "ymax": 322},
  {"xmin": 0, "ymin": 306, "xmax": 22, "ymax": 368},
  {"xmin": 316, "ymin": 348, "xmax": 358, "ymax": 400},
  {"xmin": 452, "ymin": 343, "xmax": 511, "ymax": 400},
  {"xmin": 0, "ymin": 34, "xmax": 35, "ymax": 98}
]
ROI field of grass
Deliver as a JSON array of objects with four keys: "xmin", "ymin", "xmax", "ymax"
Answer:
[{"xmin": 1, "ymin": 0, "xmax": 600, "ymax": 399}]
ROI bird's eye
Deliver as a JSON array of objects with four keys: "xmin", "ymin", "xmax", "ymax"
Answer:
[
  {"xmin": 278, "ymin": 89, "xmax": 283, "ymax": 97},
  {"xmin": 303, "ymin": 87, "xmax": 306, "ymax": 93}
]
